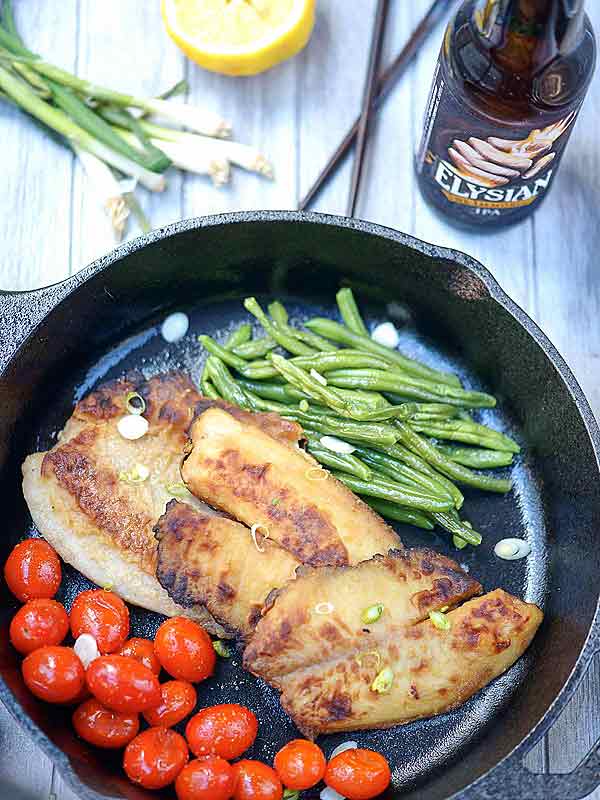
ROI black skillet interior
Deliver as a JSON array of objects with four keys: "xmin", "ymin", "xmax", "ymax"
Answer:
[{"xmin": 1, "ymin": 213, "xmax": 599, "ymax": 800}]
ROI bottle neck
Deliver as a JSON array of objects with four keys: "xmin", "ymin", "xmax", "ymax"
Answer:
[{"xmin": 475, "ymin": 0, "xmax": 586, "ymax": 75}]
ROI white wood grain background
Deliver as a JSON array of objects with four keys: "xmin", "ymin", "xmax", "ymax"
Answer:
[{"xmin": 1, "ymin": 1, "xmax": 599, "ymax": 798}]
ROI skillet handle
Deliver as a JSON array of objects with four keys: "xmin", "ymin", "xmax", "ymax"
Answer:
[
  {"xmin": 467, "ymin": 647, "xmax": 600, "ymax": 800},
  {"xmin": 0, "ymin": 282, "xmax": 75, "ymax": 374}
]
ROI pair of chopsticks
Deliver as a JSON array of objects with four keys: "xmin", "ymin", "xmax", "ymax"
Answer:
[{"xmin": 299, "ymin": 0, "xmax": 450, "ymax": 215}]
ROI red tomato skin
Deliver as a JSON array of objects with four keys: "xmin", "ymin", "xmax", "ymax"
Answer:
[
  {"xmin": 70, "ymin": 589, "xmax": 129, "ymax": 654},
  {"xmin": 143, "ymin": 680, "xmax": 197, "ymax": 728},
  {"xmin": 232, "ymin": 760, "xmax": 283, "ymax": 800},
  {"xmin": 274, "ymin": 739, "xmax": 327, "ymax": 790},
  {"xmin": 86, "ymin": 655, "xmax": 161, "ymax": 713},
  {"xmin": 175, "ymin": 756, "xmax": 235, "ymax": 800},
  {"xmin": 4, "ymin": 539, "xmax": 61, "ymax": 602},
  {"xmin": 118, "ymin": 637, "xmax": 161, "ymax": 675},
  {"xmin": 325, "ymin": 749, "xmax": 391, "ymax": 800},
  {"xmin": 185, "ymin": 704, "xmax": 258, "ymax": 760},
  {"xmin": 154, "ymin": 617, "xmax": 216, "ymax": 682},
  {"xmin": 123, "ymin": 727, "xmax": 189, "ymax": 790},
  {"xmin": 10, "ymin": 599, "xmax": 69, "ymax": 655},
  {"xmin": 22, "ymin": 646, "xmax": 85, "ymax": 704},
  {"xmin": 72, "ymin": 698, "xmax": 139, "ymax": 749}
]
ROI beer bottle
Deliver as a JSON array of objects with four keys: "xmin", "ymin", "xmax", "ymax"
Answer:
[{"xmin": 416, "ymin": 0, "xmax": 596, "ymax": 228}]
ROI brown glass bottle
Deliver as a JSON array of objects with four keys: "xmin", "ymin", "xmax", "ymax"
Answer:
[{"xmin": 416, "ymin": 0, "xmax": 596, "ymax": 229}]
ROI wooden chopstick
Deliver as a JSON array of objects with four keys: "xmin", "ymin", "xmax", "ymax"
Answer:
[
  {"xmin": 347, "ymin": 0, "xmax": 390, "ymax": 217},
  {"xmin": 298, "ymin": 0, "xmax": 451, "ymax": 212}
]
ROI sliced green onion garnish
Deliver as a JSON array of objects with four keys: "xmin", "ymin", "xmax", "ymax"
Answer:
[
  {"xmin": 354, "ymin": 650, "xmax": 381, "ymax": 670},
  {"xmin": 283, "ymin": 791, "xmax": 300, "ymax": 800},
  {"xmin": 119, "ymin": 463, "xmax": 150, "ymax": 483},
  {"xmin": 125, "ymin": 391, "xmax": 146, "ymax": 415},
  {"xmin": 361, "ymin": 603, "xmax": 384, "ymax": 624},
  {"xmin": 213, "ymin": 640, "xmax": 232, "ymax": 658},
  {"xmin": 166, "ymin": 482, "xmax": 191, "ymax": 498},
  {"xmin": 371, "ymin": 666, "xmax": 394, "ymax": 694},
  {"xmin": 429, "ymin": 610, "xmax": 451, "ymax": 631}
]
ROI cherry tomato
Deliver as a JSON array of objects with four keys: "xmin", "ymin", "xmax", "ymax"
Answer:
[
  {"xmin": 175, "ymin": 756, "xmax": 235, "ymax": 800},
  {"xmin": 324, "ymin": 748, "xmax": 391, "ymax": 800},
  {"xmin": 70, "ymin": 589, "xmax": 129, "ymax": 654},
  {"xmin": 72, "ymin": 698, "xmax": 139, "ymax": 749},
  {"xmin": 86, "ymin": 655, "xmax": 161, "ymax": 713},
  {"xmin": 4, "ymin": 539, "xmax": 61, "ymax": 602},
  {"xmin": 143, "ymin": 680, "xmax": 197, "ymax": 728},
  {"xmin": 154, "ymin": 617, "xmax": 215, "ymax": 682},
  {"xmin": 118, "ymin": 637, "xmax": 161, "ymax": 675},
  {"xmin": 232, "ymin": 760, "xmax": 283, "ymax": 800},
  {"xmin": 10, "ymin": 598, "xmax": 69, "ymax": 655},
  {"xmin": 274, "ymin": 739, "xmax": 326, "ymax": 790},
  {"xmin": 123, "ymin": 726, "xmax": 189, "ymax": 790},
  {"xmin": 22, "ymin": 646, "xmax": 85, "ymax": 704},
  {"xmin": 186, "ymin": 704, "xmax": 258, "ymax": 760}
]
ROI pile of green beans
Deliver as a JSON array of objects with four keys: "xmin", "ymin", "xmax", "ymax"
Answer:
[{"xmin": 197, "ymin": 289, "xmax": 519, "ymax": 548}]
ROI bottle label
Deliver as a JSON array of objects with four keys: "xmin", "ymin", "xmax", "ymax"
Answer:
[{"xmin": 417, "ymin": 58, "xmax": 580, "ymax": 221}]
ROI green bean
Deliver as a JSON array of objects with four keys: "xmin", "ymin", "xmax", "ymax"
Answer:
[
  {"xmin": 430, "ymin": 512, "xmax": 482, "ymax": 546},
  {"xmin": 395, "ymin": 423, "xmax": 512, "ymax": 493},
  {"xmin": 306, "ymin": 440, "xmax": 372, "ymax": 481},
  {"xmin": 232, "ymin": 337, "xmax": 277, "ymax": 359},
  {"xmin": 325, "ymin": 369, "xmax": 496, "ymax": 408},
  {"xmin": 334, "ymin": 473, "xmax": 454, "ymax": 513},
  {"xmin": 224, "ymin": 323, "xmax": 252, "ymax": 350},
  {"xmin": 409, "ymin": 419, "xmax": 520, "ymax": 453},
  {"xmin": 268, "ymin": 300, "xmax": 288, "ymax": 326},
  {"xmin": 205, "ymin": 357, "xmax": 252, "ymax": 409},
  {"xmin": 270, "ymin": 354, "xmax": 350, "ymax": 415},
  {"xmin": 290, "ymin": 350, "xmax": 391, "ymax": 373},
  {"xmin": 200, "ymin": 377, "xmax": 219, "ymax": 399},
  {"xmin": 434, "ymin": 445, "xmax": 514, "ymax": 469},
  {"xmin": 237, "ymin": 378, "xmax": 310, "ymax": 404},
  {"xmin": 410, "ymin": 404, "xmax": 459, "ymax": 422},
  {"xmin": 244, "ymin": 298, "xmax": 315, "ymax": 356},
  {"xmin": 238, "ymin": 360, "xmax": 279, "ymax": 380},
  {"xmin": 336, "ymin": 287, "xmax": 369, "ymax": 336},
  {"xmin": 306, "ymin": 318, "xmax": 460, "ymax": 387},
  {"xmin": 354, "ymin": 447, "xmax": 457, "ymax": 506},
  {"xmin": 198, "ymin": 335, "xmax": 248, "ymax": 372},
  {"xmin": 382, "ymin": 444, "xmax": 464, "ymax": 510},
  {"xmin": 364, "ymin": 498, "xmax": 435, "ymax": 530}
]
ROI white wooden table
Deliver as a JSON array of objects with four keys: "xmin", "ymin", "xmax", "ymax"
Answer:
[{"xmin": 2, "ymin": 2, "xmax": 600, "ymax": 797}]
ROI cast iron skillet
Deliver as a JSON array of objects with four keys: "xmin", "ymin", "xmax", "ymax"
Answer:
[{"xmin": 1, "ymin": 211, "xmax": 600, "ymax": 800}]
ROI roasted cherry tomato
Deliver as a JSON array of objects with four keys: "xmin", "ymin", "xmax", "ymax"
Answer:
[
  {"xmin": 324, "ymin": 748, "xmax": 391, "ymax": 800},
  {"xmin": 175, "ymin": 756, "xmax": 235, "ymax": 800},
  {"xmin": 119, "ymin": 637, "xmax": 161, "ymax": 675},
  {"xmin": 72, "ymin": 698, "xmax": 139, "ymax": 749},
  {"xmin": 22, "ymin": 645, "xmax": 85, "ymax": 704},
  {"xmin": 143, "ymin": 680, "xmax": 197, "ymax": 728},
  {"xmin": 154, "ymin": 617, "xmax": 215, "ymax": 682},
  {"xmin": 10, "ymin": 598, "xmax": 69, "ymax": 655},
  {"xmin": 4, "ymin": 539, "xmax": 61, "ymax": 602},
  {"xmin": 274, "ymin": 739, "xmax": 326, "ymax": 790},
  {"xmin": 123, "ymin": 726, "xmax": 189, "ymax": 790},
  {"xmin": 186, "ymin": 703, "xmax": 258, "ymax": 760},
  {"xmin": 86, "ymin": 655, "xmax": 161, "ymax": 713},
  {"xmin": 232, "ymin": 760, "xmax": 283, "ymax": 800},
  {"xmin": 70, "ymin": 589, "xmax": 129, "ymax": 654}
]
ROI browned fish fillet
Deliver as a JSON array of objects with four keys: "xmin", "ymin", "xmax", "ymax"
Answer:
[
  {"xmin": 244, "ymin": 556, "xmax": 542, "ymax": 737},
  {"xmin": 155, "ymin": 500, "xmax": 300, "ymax": 639},
  {"xmin": 182, "ymin": 407, "xmax": 401, "ymax": 566},
  {"xmin": 21, "ymin": 371, "xmax": 230, "ymax": 633}
]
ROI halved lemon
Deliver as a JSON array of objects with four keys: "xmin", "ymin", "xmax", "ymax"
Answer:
[{"xmin": 162, "ymin": 0, "xmax": 316, "ymax": 77}]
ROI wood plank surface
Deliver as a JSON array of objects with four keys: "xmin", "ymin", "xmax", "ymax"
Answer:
[{"xmin": 1, "ymin": 1, "xmax": 599, "ymax": 797}]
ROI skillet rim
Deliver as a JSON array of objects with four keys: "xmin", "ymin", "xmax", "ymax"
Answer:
[{"xmin": 1, "ymin": 209, "xmax": 599, "ymax": 800}]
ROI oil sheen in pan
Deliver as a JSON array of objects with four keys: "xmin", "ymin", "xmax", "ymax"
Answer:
[{"xmin": 26, "ymin": 295, "xmax": 548, "ymax": 793}]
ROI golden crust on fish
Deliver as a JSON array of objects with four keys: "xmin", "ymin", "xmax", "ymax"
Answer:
[
  {"xmin": 22, "ymin": 371, "xmax": 227, "ymax": 634},
  {"xmin": 182, "ymin": 407, "xmax": 401, "ymax": 566},
  {"xmin": 243, "ymin": 548, "xmax": 482, "ymax": 682},
  {"xmin": 155, "ymin": 500, "xmax": 300, "ymax": 639},
  {"xmin": 271, "ymin": 589, "xmax": 543, "ymax": 737}
]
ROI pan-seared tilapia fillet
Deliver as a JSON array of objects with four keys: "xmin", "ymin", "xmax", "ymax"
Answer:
[
  {"xmin": 243, "ymin": 554, "xmax": 543, "ymax": 737},
  {"xmin": 182, "ymin": 407, "xmax": 401, "ymax": 566},
  {"xmin": 21, "ymin": 371, "xmax": 230, "ymax": 632},
  {"xmin": 155, "ymin": 500, "xmax": 300, "ymax": 639}
]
